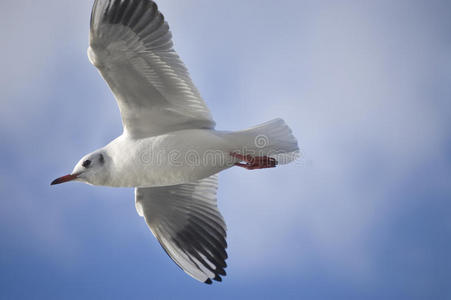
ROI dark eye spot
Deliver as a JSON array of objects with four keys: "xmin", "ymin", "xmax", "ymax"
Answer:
[
  {"xmin": 99, "ymin": 154, "xmax": 105, "ymax": 164},
  {"xmin": 82, "ymin": 160, "xmax": 91, "ymax": 168}
]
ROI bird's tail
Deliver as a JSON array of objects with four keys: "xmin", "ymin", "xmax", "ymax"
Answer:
[{"xmin": 224, "ymin": 118, "xmax": 299, "ymax": 165}]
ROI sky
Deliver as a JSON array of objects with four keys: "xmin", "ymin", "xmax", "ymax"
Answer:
[{"xmin": 1, "ymin": 0, "xmax": 451, "ymax": 299}]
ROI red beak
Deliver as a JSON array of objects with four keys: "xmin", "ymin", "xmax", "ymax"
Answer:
[{"xmin": 51, "ymin": 173, "xmax": 79, "ymax": 185}]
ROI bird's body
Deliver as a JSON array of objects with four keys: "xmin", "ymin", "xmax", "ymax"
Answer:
[
  {"xmin": 52, "ymin": 0, "xmax": 299, "ymax": 284},
  {"xmin": 94, "ymin": 129, "xmax": 234, "ymax": 187}
]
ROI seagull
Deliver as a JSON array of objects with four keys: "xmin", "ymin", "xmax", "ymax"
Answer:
[{"xmin": 51, "ymin": 0, "xmax": 299, "ymax": 284}]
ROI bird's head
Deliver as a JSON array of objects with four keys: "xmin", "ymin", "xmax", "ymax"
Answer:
[{"xmin": 51, "ymin": 151, "xmax": 109, "ymax": 186}]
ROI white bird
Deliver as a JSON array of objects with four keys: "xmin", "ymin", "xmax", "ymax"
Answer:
[{"xmin": 52, "ymin": 0, "xmax": 299, "ymax": 284}]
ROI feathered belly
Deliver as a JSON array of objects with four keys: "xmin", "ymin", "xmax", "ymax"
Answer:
[{"xmin": 108, "ymin": 130, "xmax": 234, "ymax": 187}]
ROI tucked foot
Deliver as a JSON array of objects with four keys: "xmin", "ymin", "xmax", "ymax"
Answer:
[{"xmin": 230, "ymin": 152, "xmax": 278, "ymax": 170}]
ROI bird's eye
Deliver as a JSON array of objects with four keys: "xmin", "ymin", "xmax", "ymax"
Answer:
[{"xmin": 82, "ymin": 160, "xmax": 92, "ymax": 168}]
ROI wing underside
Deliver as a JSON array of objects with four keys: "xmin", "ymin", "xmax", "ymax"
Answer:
[
  {"xmin": 89, "ymin": 0, "xmax": 215, "ymax": 138},
  {"xmin": 135, "ymin": 175, "xmax": 228, "ymax": 284}
]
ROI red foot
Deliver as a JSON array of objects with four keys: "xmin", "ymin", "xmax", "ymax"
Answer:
[{"xmin": 230, "ymin": 153, "xmax": 278, "ymax": 170}]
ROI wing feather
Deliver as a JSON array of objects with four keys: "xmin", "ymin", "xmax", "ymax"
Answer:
[
  {"xmin": 135, "ymin": 175, "xmax": 228, "ymax": 284},
  {"xmin": 89, "ymin": 0, "xmax": 215, "ymax": 138}
]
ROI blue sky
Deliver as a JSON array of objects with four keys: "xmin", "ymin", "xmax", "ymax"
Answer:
[{"xmin": 1, "ymin": 0, "xmax": 451, "ymax": 299}]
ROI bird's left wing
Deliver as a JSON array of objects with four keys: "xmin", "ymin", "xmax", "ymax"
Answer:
[
  {"xmin": 135, "ymin": 175, "xmax": 228, "ymax": 284},
  {"xmin": 89, "ymin": 0, "xmax": 215, "ymax": 138}
]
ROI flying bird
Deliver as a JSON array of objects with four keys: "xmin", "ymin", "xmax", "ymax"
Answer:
[{"xmin": 52, "ymin": 0, "xmax": 299, "ymax": 284}]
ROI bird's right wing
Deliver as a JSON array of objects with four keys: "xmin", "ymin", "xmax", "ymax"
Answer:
[
  {"xmin": 135, "ymin": 175, "xmax": 228, "ymax": 284},
  {"xmin": 89, "ymin": 0, "xmax": 215, "ymax": 138}
]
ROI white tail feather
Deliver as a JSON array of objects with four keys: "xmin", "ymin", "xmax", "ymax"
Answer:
[{"xmin": 225, "ymin": 118, "xmax": 299, "ymax": 165}]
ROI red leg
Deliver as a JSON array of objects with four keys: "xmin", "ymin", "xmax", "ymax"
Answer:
[{"xmin": 231, "ymin": 152, "xmax": 278, "ymax": 170}]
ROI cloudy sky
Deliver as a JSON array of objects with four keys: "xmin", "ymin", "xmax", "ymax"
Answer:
[{"xmin": 1, "ymin": 0, "xmax": 451, "ymax": 299}]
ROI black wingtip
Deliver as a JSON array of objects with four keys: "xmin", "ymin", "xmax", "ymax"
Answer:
[
  {"xmin": 204, "ymin": 278, "xmax": 213, "ymax": 285},
  {"xmin": 217, "ymin": 268, "xmax": 226, "ymax": 276},
  {"xmin": 213, "ymin": 274, "xmax": 222, "ymax": 282}
]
